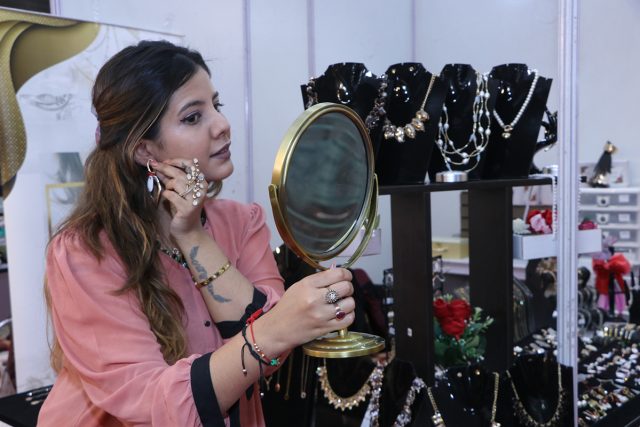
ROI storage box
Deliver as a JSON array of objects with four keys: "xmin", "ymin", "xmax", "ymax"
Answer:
[
  {"xmin": 432, "ymin": 237, "xmax": 469, "ymax": 259},
  {"xmin": 513, "ymin": 229, "xmax": 602, "ymax": 260}
]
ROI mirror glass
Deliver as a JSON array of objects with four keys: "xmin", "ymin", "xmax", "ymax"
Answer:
[
  {"xmin": 271, "ymin": 103, "xmax": 377, "ymax": 270},
  {"xmin": 283, "ymin": 112, "xmax": 369, "ymax": 257}
]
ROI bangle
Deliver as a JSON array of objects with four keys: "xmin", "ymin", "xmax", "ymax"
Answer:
[{"xmin": 194, "ymin": 260, "xmax": 231, "ymax": 289}]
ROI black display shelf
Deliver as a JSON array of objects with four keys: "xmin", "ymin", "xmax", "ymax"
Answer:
[{"xmin": 378, "ymin": 177, "xmax": 552, "ymax": 389}]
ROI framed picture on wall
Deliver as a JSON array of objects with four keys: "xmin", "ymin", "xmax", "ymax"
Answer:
[{"xmin": 0, "ymin": 1, "xmax": 50, "ymax": 13}]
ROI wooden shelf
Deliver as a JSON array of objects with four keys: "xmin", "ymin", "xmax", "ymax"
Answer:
[{"xmin": 381, "ymin": 177, "xmax": 553, "ymax": 390}]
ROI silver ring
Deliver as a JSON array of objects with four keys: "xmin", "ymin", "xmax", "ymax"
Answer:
[{"xmin": 325, "ymin": 288, "xmax": 339, "ymax": 304}]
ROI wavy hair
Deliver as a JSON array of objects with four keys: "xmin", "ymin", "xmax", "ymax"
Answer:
[{"xmin": 47, "ymin": 40, "xmax": 214, "ymax": 369}]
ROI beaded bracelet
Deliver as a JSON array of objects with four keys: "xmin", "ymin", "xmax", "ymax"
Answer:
[{"xmin": 194, "ymin": 260, "xmax": 231, "ymax": 289}]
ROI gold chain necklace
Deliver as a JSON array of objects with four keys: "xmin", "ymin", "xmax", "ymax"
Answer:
[
  {"xmin": 507, "ymin": 363, "xmax": 565, "ymax": 427},
  {"xmin": 316, "ymin": 363, "xmax": 374, "ymax": 411},
  {"xmin": 426, "ymin": 372, "xmax": 501, "ymax": 427}
]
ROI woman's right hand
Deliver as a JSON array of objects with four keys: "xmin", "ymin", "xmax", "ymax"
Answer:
[{"xmin": 257, "ymin": 268, "xmax": 355, "ymax": 353}]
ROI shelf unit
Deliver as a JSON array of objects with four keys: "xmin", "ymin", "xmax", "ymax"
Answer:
[
  {"xmin": 379, "ymin": 177, "xmax": 552, "ymax": 387},
  {"xmin": 579, "ymin": 187, "xmax": 640, "ymax": 264}
]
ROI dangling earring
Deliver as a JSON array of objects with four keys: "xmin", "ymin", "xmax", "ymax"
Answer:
[{"xmin": 146, "ymin": 159, "xmax": 162, "ymax": 205}]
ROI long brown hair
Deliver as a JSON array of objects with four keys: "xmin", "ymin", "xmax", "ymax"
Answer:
[{"xmin": 47, "ymin": 40, "xmax": 211, "ymax": 369}]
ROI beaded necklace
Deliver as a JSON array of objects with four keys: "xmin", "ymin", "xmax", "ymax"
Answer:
[{"xmin": 435, "ymin": 72, "xmax": 491, "ymax": 173}]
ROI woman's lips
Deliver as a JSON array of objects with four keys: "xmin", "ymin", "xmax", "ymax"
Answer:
[{"xmin": 211, "ymin": 143, "xmax": 231, "ymax": 159}]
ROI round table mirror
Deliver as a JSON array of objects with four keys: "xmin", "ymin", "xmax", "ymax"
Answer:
[{"xmin": 269, "ymin": 102, "xmax": 384, "ymax": 358}]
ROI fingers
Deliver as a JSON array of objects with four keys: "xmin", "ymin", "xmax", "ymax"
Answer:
[
  {"xmin": 150, "ymin": 158, "xmax": 207, "ymax": 206},
  {"xmin": 325, "ymin": 296, "xmax": 355, "ymax": 322},
  {"xmin": 307, "ymin": 268, "xmax": 352, "ymax": 289}
]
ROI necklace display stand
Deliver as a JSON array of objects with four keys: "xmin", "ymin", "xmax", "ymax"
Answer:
[
  {"xmin": 426, "ymin": 364, "xmax": 510, "ymax": 426},
  {"xmin": 427, "ymin": 64, "xmax": 498, "ymax": 182},
  {"xmin": 483, "ymin": 64, "xmax": 552, "ymax": 179},
  {"xmin": 300, "ymin": 62, "xmax": 383, "ymax": 156},
  {"xmin": 504, "ymin": 355, "xmax": 573, "ymax": 427},
  {"xmin": 374, "ymin": 63, "xmax": 446, "ymax": 185}
]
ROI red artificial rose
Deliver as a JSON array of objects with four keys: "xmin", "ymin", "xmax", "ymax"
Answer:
[
  {"xmin": 433, "ymin": 298, "xmax": 450, "ymax": 320},
  {"xmin": 526, "ymin": 209, "xmax": 541, "ymax": 225},
  {"xmin": 449, "ymin": 299, "xmax": 472, "ymax": 321},
  {"xmin": 440, "ymin": 317, "xmax": 467, "ymax": 340}
]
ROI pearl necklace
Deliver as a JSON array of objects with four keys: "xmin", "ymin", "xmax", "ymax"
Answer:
[
  {"xmin": 382, "ymin": 73, "xmax": 437, "ymax": 143},
  {"xmin": 435, "ymin": 72, "xmax": 491, "ymax": 173},
  {"xmin": 492, "ymin": 69, "xmax": 540, "ymax": 139}
]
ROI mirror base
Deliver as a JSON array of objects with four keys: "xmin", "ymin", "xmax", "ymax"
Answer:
[{"xmin": 302, "ymin": 331, "xmax": 385, "ymax": 358}]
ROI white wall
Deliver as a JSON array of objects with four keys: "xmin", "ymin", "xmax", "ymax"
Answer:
[{"xmin": 578, "ymin": 0, "xmax": 640, "ymax": 184}]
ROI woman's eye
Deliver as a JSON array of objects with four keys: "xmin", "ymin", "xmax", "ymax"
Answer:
[
  {"xmin": 214, "ymin": 102, "xmax": 224, "ymax": 112},
  {"xmin": 181, "ymin": 112, "xmax": 201, "ymax": 124}
]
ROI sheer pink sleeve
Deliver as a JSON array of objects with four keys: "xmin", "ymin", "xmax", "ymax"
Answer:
[{"xmin": 45, "ymin": 233, "xmax": 215, "ymax": 426}]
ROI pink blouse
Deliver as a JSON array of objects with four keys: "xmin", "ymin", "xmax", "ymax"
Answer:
[{"xmin": 38, "ymin": 200, "xmax": 285, "ymax": 427}]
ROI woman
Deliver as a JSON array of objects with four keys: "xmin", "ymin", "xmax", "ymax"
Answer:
[{"xmin": 38, "ymin": 40, "xmax": 355, "ymax": 427}]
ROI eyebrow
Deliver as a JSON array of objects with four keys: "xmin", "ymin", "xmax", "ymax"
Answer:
[{"xmin": 178, "ymin": 92, "xmax": 220, "ymax": 115}]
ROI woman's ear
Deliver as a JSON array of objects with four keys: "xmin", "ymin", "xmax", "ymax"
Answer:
[{"xmin": 134, "ymin": 139, "xmax": 156, "ymax": 167}]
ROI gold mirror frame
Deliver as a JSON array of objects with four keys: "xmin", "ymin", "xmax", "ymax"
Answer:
[
  {"xmin": 268, "ymin": 102, "xmax": 384, "ymax": 358},
  {"xmin": 269, "ymin": 102, "xmax": 378, "ymax": 271}
]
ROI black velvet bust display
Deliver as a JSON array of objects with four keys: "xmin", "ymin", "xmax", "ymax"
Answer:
[
  {"xmin": 300, "ymin": 63, "xmax": 382, "ymax": 156},
  {"xmin": 504, "ymin": 355, "xmax": 574, "ymax": 427},
  {"xmin": 483, "ymin": 64, "xmax": 552, "ymax": 179},
  {"xmin": 426, "ymin": 364, "xmax": 512, "ymax": 426},
  {"xmin": 374, "ymin": 63, "xmax": 447, "ymax": 185},
  {"xmin": 427, "ymin": 64, "xmax": 499, "ymax": 181}
]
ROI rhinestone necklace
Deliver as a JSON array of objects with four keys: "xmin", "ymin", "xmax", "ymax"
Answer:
[
  {"xmin": 382, "ymin": 73, "xmax": 437, "ymax": 143},
  {"xmin": 492, "ymin": 69, "xmax": 539, "ymax": 139}
]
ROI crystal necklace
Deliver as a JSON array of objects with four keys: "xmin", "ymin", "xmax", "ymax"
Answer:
[
  {"xmin": 362, "ymin": 360, "xmax": 426, "ymax": 427},
  {"xmin": 382, "ymin": 73, "xmax": 437, "ymax": 143},
  {"xmin": 435, "ymin": 72, "xmax": 491, "ymax": 173},
  {"xmin": 506, "ymin": 363, "xmax": 565, "ymax": 427},
  {"xmin": 159, "ymin": 246, "xmax": 188, "ymax": 269},
  {"xmin": 492, "ymin": 69, "xmax": 540, "ymax": 139},
  {"xmin": 157, "ymin": 211, "xmax": 206, "ymax": 269},
  {"xmin": 426, "ymin": 372, "xmax": 501, "ymax": 427},
  {"xmin": 304, "ymin": 75, "xmax": 387, "ymax": 133}
]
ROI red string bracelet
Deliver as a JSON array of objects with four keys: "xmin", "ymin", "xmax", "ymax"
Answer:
[{"xmin": 246, "ymin": 308, "xmax": 280, "ymax": 367}]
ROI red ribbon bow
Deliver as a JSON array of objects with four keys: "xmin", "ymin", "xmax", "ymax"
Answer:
[{"xmin": 592, "ymin": 253, "xmax": 631, "ymax": 295}]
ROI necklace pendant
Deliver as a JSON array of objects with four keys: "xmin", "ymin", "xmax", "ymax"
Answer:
[
  {"xmin": 411, "ymin": 117, "xmax": 425, "ymax": 131},
  {"xmin": 502, "ymin": 125, "xmax": 513, "ymax": 139},
  {"xmin": 491, "ymin": 422, "xmax": 501, "ymax": 427},
  {"xmin": 395, "ymin": 128, "xmax": 405, "ymax": 143},
  {"xmin": 431, "ymin": 412, "xmax": 445, "ymax": 427},
  {"xmin": 404, "ymin": 124, "xmax": 416, "ymax": 139},
  {"xmin": 383, "ymin": 125, "xmax": 396, "ymax": 140},
  {"xmin": 416, "ymin": 109, "xmax": 429, "ymax": 121}
]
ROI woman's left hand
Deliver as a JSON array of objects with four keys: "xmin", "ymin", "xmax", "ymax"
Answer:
[{"xmin": 150, "ymin": 158, "xmax": 208, "ymax": 237}]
